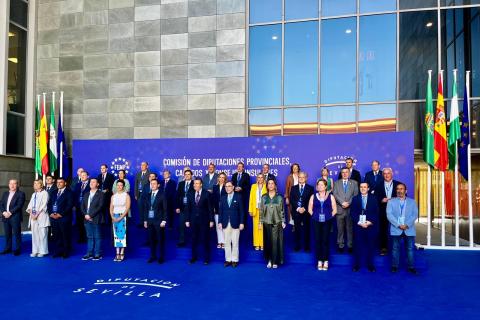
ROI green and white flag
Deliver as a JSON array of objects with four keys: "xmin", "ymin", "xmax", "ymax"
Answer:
[
  {"xmin": 49, "ymin": 92, "xmax": 58, "ymax": 174},
  {"xmin": 448, "ymin": 70, "xmax": 461, "ymax": 170},
  {"xmin": 35, "ymin": 96, "xmax": 42, "ymax": 176},
  {"xmin": 424, "ymin": 71, "xmax": 435, "ymax": 167}
]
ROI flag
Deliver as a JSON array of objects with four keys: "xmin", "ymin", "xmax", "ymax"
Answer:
[
  {"xmin": 434, "ymin": 72, "xmax": 449, "ymax": 171},
  {"xmin": 448, "ymin": 71, "xmax": 461, "ymax": 170},
  {"xmin": 40, "ymin": 95, "xmax": 49, "ymax": 175},
  {"xmin": 49, "ymin": 93, "xmax": 58, "ymax": 174},
  {"xmin": 459, "ymin": 73, "xmax": 470, "ymax": 180},
  {"xmin": 57, "ymin": 98, "xmax": 70, "ymax": 179},
  {"xmin": 35, "ymin": 97, "xmax": 42, "ymax": 176},
  {"xmin": 424, "ymin": 71, "xmax": 435, "ymax": 167}
]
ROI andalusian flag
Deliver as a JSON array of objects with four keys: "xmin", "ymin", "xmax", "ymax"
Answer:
[
  {"xmin": 35, "ymin": 96, "xmax": 42, "ymax": 176},
  {"xmin": 433, "ymin": 72, "xmax": 449, "ymax": 171},
  {"xmin": 448, "ymin": 71, "xmax": 461, "ymax": 170},
  {"xmin": 424, "ymin": 71, "xmax": 435, "ymax": 167},
  {"xmin": 40, "ymin": 94, "xmax": 49, "ymax": 175},
  {"xmin": 49, "ymin": 93, "xmax": 58, "ymax": 174}
]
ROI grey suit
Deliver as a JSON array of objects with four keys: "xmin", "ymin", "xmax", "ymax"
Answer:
[{"xmin": 333, "ymin": 179, "xmax": 358, "ymax": 249}]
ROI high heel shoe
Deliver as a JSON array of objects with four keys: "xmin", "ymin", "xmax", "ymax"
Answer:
[
  {"xmin": 317, "ymin": 261, "xmax": 323, "ymax": 270},
  {"xmin": 322, "ymin": 261, "xmax": 329, "ymax": 271}
]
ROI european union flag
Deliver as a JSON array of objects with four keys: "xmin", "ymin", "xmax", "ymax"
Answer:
[{"xmin": 459, "ymin": 80, "xmax": 470, "ymax": 180}]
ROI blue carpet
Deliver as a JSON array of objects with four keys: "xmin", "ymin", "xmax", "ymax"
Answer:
[{"xmin": 0, "ymin": 224, "xmax": 478, "ymax": 320}]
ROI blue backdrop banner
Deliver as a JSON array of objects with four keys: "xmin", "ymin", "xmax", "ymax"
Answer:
[{"xmin": 73, "ymin": 131, "xmax": 414, "ymax": 194}]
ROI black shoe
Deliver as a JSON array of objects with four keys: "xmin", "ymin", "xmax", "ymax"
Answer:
[
  {"xmin": 158, "ymin": 258, "xmax": 164, "ymax": 264},
  {"xmin": 77, "ymin": 239, "xmax": 87, "ymax": 244},
  {"xmin": 337, "ymin": 247, "xmax": 344, "ymax": 253},
  {"xmin": 348, "ymin": 247, "xmax": 353, "ymax": 254},
  {"xmin": 391, "ymin": 266, "xmax": 398, "ymax": 273},
  {"xmin": 224, "ymin": 261, "xmax": 232, "ymax": 267},
  {"xmin": 147, "ymin": 257, "xmax": 156, "ymax": 263},
  {"xmin": 62, "ymin": 254, "xmax": 70, "ymax": 259},
  {"xmin": 304, "ymin": 248, "xmax": 311, "ymax": 253},
  {"xmin": 52, "ymin": 253, "xmax": 62, "ymax": 258},
  {"xmin": 232, "ymin": 262, "xmax": 238, "ymax": 267},
  {"xmin": 352, "ymin": 266, "xmax": 360, "ymax": 272},
  {"xmin": 13, "ymin": 250, "xmax": 21, "ymax": 256},
  {"xmin": 177, "ymin": 242, "xmax": 186, "ymax": 248},
  {"xmin": 82, "ymin": 255, "xmax": 93, "ymax": 261},
  {"xmin": 203, "ymin": 260, "xmax": 209, "ymax": 265},
  {"xmin": 380, "ymin": 248, "xmax": 388, "ymax": 256},
  {"xmin": 294, "ymin": 247, "xmax": 301, "ymax": 252},
  {"xmin": 408, "ymin": 268, "xmax": 418, "ymax": 275},
  {"xmin": 189, "ymin": 258, "xmax": 196, "ymax": 264},
  {"xmin": 92, "ymin": 256, "xmax": 102, "ymax": 261},
  {"xmin": 0, "ymin": 249, "xmax": 12, "ymax": 255},
  {"xmin": 368, "ymin": 266, "xmax": 376, "ymax": 273}
]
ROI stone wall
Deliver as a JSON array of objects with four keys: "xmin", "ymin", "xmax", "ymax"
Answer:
[{"xmin": 36, "ymin": 0, "xmax": 247, "ymax": 150}]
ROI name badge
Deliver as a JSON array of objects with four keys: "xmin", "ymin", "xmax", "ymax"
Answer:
[
  {"xmin": 183, "ymin": 196, "xmax": 188, "ymax": 204},
  {"xmin": 398, "ymin": 216, "xmax": 405, "ymax": 225},
  {"xmin": 319, "ymin": 214, "xmax": 325, "ymax": 223},
  {"xmin": 297, "ymin": 201, "xmax": 302, "ymax": 208},
  {"xmin": 148, "ymin": 210, "xmax": 155, "ymax": 219},
  {"xmin": 359, "ymin": 214, "xmax": 367, "ymax": 224},
  {"xmin": 79, "ymin": 196, "xmax": 83, "ymax": 203},
  {"xmin": 139, "ymin": 182, "xmax": 143, "ymax": 191},
  {"xmin": 52, "ymin": 204, "xmax": 58, "ymax": 212}
]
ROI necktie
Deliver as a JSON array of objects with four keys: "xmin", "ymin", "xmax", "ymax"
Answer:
[
  {"xmin": 237, "ymin": 173, "xmax": 241, "ymax": 182},
  {"xmin": 185, "ymin": 182, "xmax": 189, "ymax": 193},
  {"xmin": 343, "ymin": 181, "xmax": 347, "ymax": 193},
  {"xmin": 103, "ymin": 174, "xmax": 105, "ymax": 182},
  {"xmin": 57, "ymin": 190, "xmax": 62, "ymax": 197},
  {"xmin": 228, "ymin": 195, "xmax": 232, "ymax": 206},
  {"xmin": 164, "ymin": 180, "xmax": 168, "ymax": 190},
  {"xmin": 300, "ymin": 185, "xmax": 304, "ymax": 196},
  {"xmin": 151, "ymin": 192, "xmax": 156, "ymax": 206},
  {"xmin": 374, "ymin": 172, "xmax": 377, "ymax": 182},
  {"xmin": 362, "ymin": 196, "xmax": 367, "ymax": 210},
  {"xmin": 195, "ymin": 192, "xmax": 200, "ymax": 204},
  {"xmin": 81, "ymin": 182, "xmax": 86, "ymax": 191},
  {"xmin": 87, "ymin": 193, "xmax": 93, "ymax": 214}
]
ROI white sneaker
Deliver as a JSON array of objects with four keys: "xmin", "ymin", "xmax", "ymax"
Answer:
[
  {"xmin": 272, "ymin": 264, "xmax": 278, "ymax": 269},
  {"xmin": 30, "ymin": 253, "xmax": 37, "ymax": 258},
  {"xmin": 37, "ymin": 254, "xmax": 46, "ymax": 257},
  {"xmin": 267, "ymin": 261, "xmax": 272, "ymax": 268}
]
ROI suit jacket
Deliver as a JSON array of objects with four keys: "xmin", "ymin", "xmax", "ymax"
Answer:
[
  {"xmin": 81, "ymin": 190, "xmax": 104, "ymax": 224},
  {"xmin": 232, "ymin": 171, "xmax": 251, "ymax": 195},
  {"xmin": 160, "ymin": 178, "xmax": 177, "ymax": 209},
  {"xmin": 387, "ymin": 197, "xmax": 418, "ymax": 236},
  {"xmin": 289, "ymin": 184, "xmax": 314, "ymax": 216},
  {"xmin": 338, "ymin": 168, "xmax": 362, "ymax": 185},
  {"xmin": 176, "ymin": 180, "xmax": 194, "ymax": 210},
  {"xmin": 186, "ymin": 190, "xmax": 213, "ymax": 224},
  {"xmin": 219, "ymin": 193, "xmax": 244, "ymax": 229},
  {"xmin": 0, "ymin": 190, "xmax": 26, "ymax": 222},
  {"xmin": 135, "ymin": 170, "xmax": 151, "ymax": 199},
  {"xmin": 70, "ymin": 177, "xmax": 81, "ymax": 190},
  {"xmin": 350, "ymin": 194, "xmax": 379, "ymax": 232},
  {"xmin": 212, "ymin": 184, "xmax": 227, "ymax": 214},
  {"xmin": 142, "ymin": 190, "xmax": 167, "ymax": 223},
  {"xmin": 374, "ymin": 179, "xmax": 401, "ymax": 214},
  {"xmin": 98, "ymin": 173, "xmax": 115, "ymax": 193},
  {"xmin": 364, "ymin": 170, "xmax": 384, "ymax": 194},
  {"xmin": 47, "ymin": 188, "xmax": 74, "ymax": 221},
  {"xmin": 74, "ymin": 180, "xmax": 91, "ymax": 208},
  {"xmin": 202, "ymin": 173, "xmax": 218, "ymax": 191},
  {"xmin": 332, "ymin": 179, "xmax": 359, "ymax": 215},
  {"xmin": 262, "ymin": 173, "xmax": 276, "ymax": 183},
  {"xmin": 45, "ymin": 184, "xmax": 58, "ymax": 200}
]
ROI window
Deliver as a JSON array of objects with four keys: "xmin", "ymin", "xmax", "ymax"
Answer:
[
  {"xmin": 284, "ymin": 21, "xmax": 318, "ymax": 106},
  {"xmin": 284, "ymin": 107, "xmax": 318, "ymax": 135},
  {"xmin": 321, "ymin": 0, "xmax": 356, "ymax": 17},
  {"xmin": 319, "ymin": 106, "xmax": 356, "ymax": 134},
  {"xmin": 360, "ymin": 0, "xmax": 396, "ymax": 13},
  {"xmin": 249, "ymin": 109, "xmax": 282, "ymax": 136},
  {"xmin": 285, "ymin": 0, "xmax": 318, "ymax": 20},
  {"xmin": 249, "ymin": 0, "xmax": 282, "ymax": 24},
  {"xmin": 358, "ymin": 104, "xmax": 396, "ymax": 132},
  {"xmin": 399, "ymin": 0, "xmax": 437, "ymax": 10},
  {"xmin": 320, "ymin": 18, "xmax": 356, "ymax": 104},
  {"xmin": 249, "ymin": 25, "xmax": 282, "ymax": 108},
  {"xmin": 359, "ymin": 14, "xmax": 397, "ymax": 102}
]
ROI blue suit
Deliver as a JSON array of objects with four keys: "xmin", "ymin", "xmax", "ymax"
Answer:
[
  {"xmin": 387, "ymin": 197, "xmax": 418, "ymax": 269},
  {"xmin": 218, "ymin": 193, "xmax": 244, "ymax": 229},
  {"xmin": 47, "ymin": 188, "xmax": 74, "ymax": 257},
  {"xmin": 351, "ymin": 194, "xmax": 379, "ymax": 268},
  {"xmin": 0, "ymin": 190, "xmax": 26, "ymax": 253},
  {"xmin": 160, "ymin": 178, "xmax": 177, "ymax": 226},
  {"xmin": 363, "ymin": 170, "xmax": 384, "ymax": 194}
]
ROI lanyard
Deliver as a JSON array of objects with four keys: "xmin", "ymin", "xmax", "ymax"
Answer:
[{"xmin": 399, "ymin": 199, "xmax": 405, "ymax": 216}]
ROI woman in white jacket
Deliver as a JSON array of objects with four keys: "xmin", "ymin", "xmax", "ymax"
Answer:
[{"xmin": 27, "ymin": 179, "xmax": 50, "ymax": 257}]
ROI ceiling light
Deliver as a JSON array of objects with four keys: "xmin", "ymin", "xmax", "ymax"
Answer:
[
  {"xmin": 8, "ymin": 57, "xmax": 18, "ymax": 63},
  {"xmin": 426, "ymin": 22, "xmax": 433, "ymax": 28}
]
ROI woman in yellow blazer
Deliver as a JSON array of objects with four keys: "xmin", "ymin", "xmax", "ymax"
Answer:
[{"xmin": 249, "ymin": 173, "xmax": 266, "ymax": 250}]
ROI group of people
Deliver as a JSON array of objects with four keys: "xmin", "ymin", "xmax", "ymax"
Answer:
[{"xmin": 0, "ymin": 158, "xmax": 418, "ymax": 274}]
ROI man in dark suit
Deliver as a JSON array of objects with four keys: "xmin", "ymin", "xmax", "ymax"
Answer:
[
  {"xmin": 218, "ymin": 181, "xmax": 244, "ymax": 267},
  {"xmin": 74, "ymin": 170, "xmax": 90, "ymax": 243},
  {"xmin": 364, "ymin": 160, "xmax": 384, "ymax": 195},
  {"xmin": 48, "ymin": 177, "xmax": 74, "ymax": 258},
  {"xmin": 134, "ymin": 161, "xmax": 150, "ymax": 224},
  {"xmin": 185, "ymin": 178, "xmax": 214, "ymax": 264},
  {"xmin": 45, "ymin": 175, "xmax": 57, "ymax": 198},
  {"xmin": 261, "ymin": 163, "xmax": 276, "ymax": 183},
  {"xmin": 232, "ymin": 162, "xmax": 251, "ymax": 229},
  {"xmin": 97, "ymin": 164, "xmax": 115, "ymax": 223},
  {"xmin": 202, "ymin": 162, "xmax": 218, "ymax": 192},
  {"xmin": 143, "ymin": 179, "xmax": 168, "ymax": 263},
  {"xmin": 80, "ymin": 178, "xmax": 104, "ymax": 260},
  {"xmin": 176, "ymin": 170, "xmax": 194, "ymax": 247},
  {"xmin": 160, "ymin": 169, "xmax": 177, "ymax": 229},
  {"xmin": 289, "ymin": 172, "xmax": 314, "ymax": 252},
  {"xmin": 70, "ymin": 167, "xmax": 84, "ymax": 190},
  {"xmin": 374, "ymin": 167, "xmax": 401, "ymax": 256},
  {"xmin": 0, "ymin": 179, "xmax": 26, "ymax": 256},
  {"xmin": 351, "ymin": 182, "xmax": 379, "ymax": 272},
  {"xmin": 337, "ymin": 157, "xmax": 361, "ymax": 186}
]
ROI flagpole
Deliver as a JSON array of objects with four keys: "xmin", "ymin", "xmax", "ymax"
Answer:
[
  {"xmin": 439, "ymin": 70, "xmax": 446, "ymax": 247},
  {"xmin": 60, "ymin": 91, "xmax": 64, "ymax": 177},
  {"xmin": 35, "ymin": 94, "xmax": 40, "ymax": 180},
  {"xmin": 51, "ymin": 91, "xmax": 55, "ymax": 175},
  {"xmin": 42, "ymin": 92, "xmax": 47, "ymax": 185},
  {"xmin": 466, "ymin": 71, "xmax": 474, "ymax": 247},
  {"xmin": 452, "ymin": 69, "xmax": 460, "ymax": 247},
  {"xmin": 427, "ymin": 69, "xmax": 432, "ymax": 247}
]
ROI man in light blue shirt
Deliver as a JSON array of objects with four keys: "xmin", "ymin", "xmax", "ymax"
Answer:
[{"xmin": 387, "ymin": 183, "xmax": 418, "ymax": 274}]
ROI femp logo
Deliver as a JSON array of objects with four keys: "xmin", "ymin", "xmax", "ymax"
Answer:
[
  {"xmin": 323, "ymin": 155, "xmax": 357, "ymax": 177},
  {"xmin": 73, "ymin": 278, "xmax": 180, "ymax": 299},
  {"xmin": 110, "ymin": 158, "xmax": 130, "ymax": 177}
]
